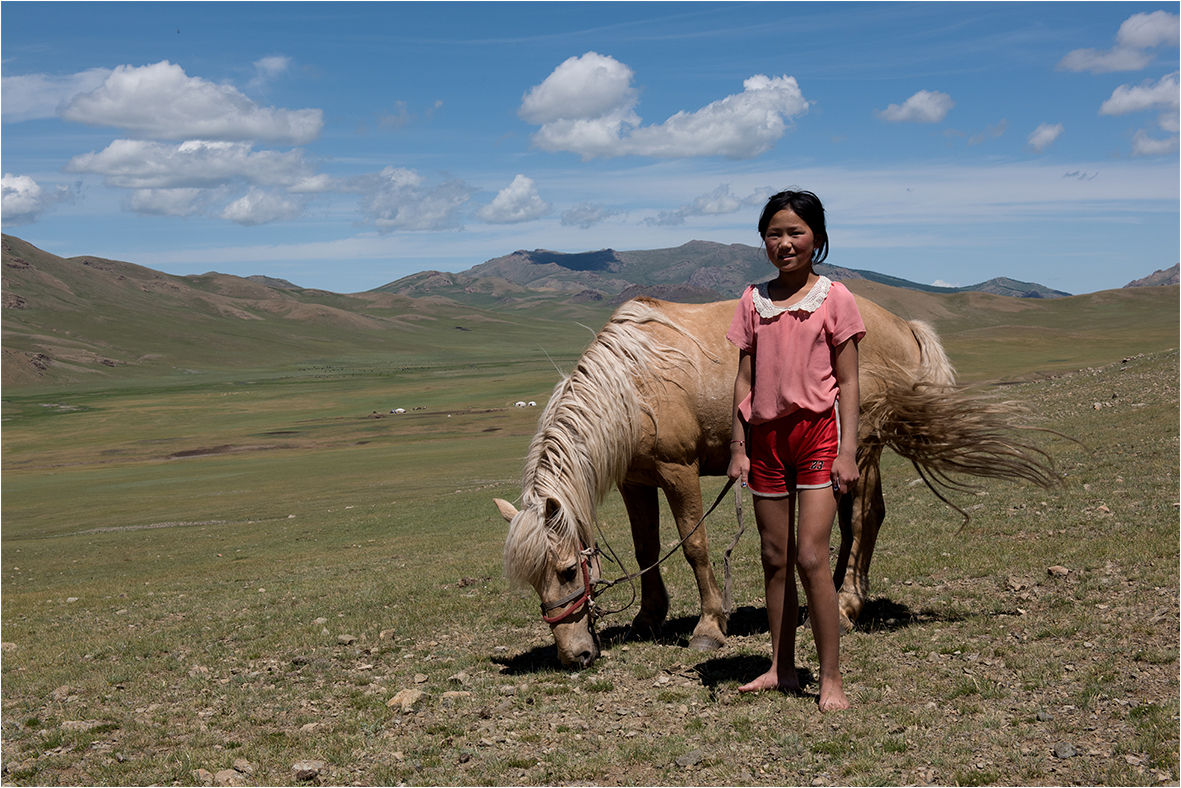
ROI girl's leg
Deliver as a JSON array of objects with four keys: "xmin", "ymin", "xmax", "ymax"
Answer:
[
  {"xmin": 738, "ymin": 494, "xmax": 801, "ymax": 692},
  {"xmin": 796, "ymin": 488, "xmax": 850, "ymax": 711}
]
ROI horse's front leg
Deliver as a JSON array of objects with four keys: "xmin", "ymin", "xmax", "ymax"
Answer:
[
  {"xmin": 618, "ymin": 482, "xmax": 669, "ymax": 639},
  {"xmin": 834, "ymin": 447, "xmax": 885, "ymax": 632},
  {"xmin": 659, "ymin": 464, "xmax": 727, "ymax": 652}
]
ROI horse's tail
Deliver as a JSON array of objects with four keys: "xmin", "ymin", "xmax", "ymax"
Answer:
[
  {"xmin": 908, "ymin": 318, "xmax": 956, "ymax": 387},
  {"xmin": 861, "ymin": 321, "xmax": 1060, "ymax": 522}
]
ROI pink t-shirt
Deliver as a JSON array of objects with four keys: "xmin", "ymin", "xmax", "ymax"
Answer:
[{"xmin": 726, "ymin": 277, "xmax": 866, "ymax": 424}]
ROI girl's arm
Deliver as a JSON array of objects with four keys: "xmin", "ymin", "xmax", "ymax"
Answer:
[
  {"xmin": 728, "ymin": 350, "xmax": 753, "ymax": 486},
  {"xmin": 832, "ymin": 338, "xmax": 860, "ymax": 494}
]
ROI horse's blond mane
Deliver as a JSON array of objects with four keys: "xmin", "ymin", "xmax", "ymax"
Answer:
[{"xmin": 504, "ymin": 300, "xmax": 694, "ymax": 587}]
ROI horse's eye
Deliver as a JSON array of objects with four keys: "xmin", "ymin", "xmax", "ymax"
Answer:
[{"xmin": 559, "ymin": 565, "xmax": 579, "ymax": 584}]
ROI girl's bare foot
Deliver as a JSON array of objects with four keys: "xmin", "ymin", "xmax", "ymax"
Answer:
[
  {"xmin": 737, "ymin": 669, "xmax": 800, "ymax": 693},
  {"xmin": 818, "ymin": 680, "xmax": 850, "ymax": 711}
]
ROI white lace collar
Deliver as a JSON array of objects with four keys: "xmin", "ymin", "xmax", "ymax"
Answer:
[{"xmin": 752, "ymin": 276, "xmax": 832, "ymax": 318}]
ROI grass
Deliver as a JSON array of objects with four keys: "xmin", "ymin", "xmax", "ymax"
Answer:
[{"xmin": 3, "ymin": 299, "xmax": 1178, "ymax": 784}]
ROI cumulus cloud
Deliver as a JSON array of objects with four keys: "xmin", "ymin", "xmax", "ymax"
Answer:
[
  {"xmin": 59, "ymin": 61, "xmax": 322, "ymax": 144},
  {"xmin": 125, "ymin": 188, "xmax": 211, "ymax": 218},
  {"xmin": 520, "ymin": 52, "xmax": 637, "ymax": 126},
  {"xmin": 1027, "ymin": 123, "xmax": 1064, "ymax": 153},
  {"xmin": 560, "ymin": 202, "xmax": 624, "ymax": 229},
  {"xmin": 349, "ymin": 166, "xmax": 476, "ymax": 232},
  {"xmin": 1100, "ymin": 72, "xmax": 1180, "ymax": 156},
  {"xmin": 1, "ymin": 68, "xmax": 112, "ymax": 123},
  {"xmin": 521, "ymin": 52, "xmax": 809, "ymax": 160},
  {"xmin": 1100, "ymin": 71, "xmax": 1180, "ymax": 115},
  {"xmin": 220, "ymin": 188, "xmax": 305, "ymax": 225},
  {"xmin": 1, "ymin": 174, "xmax": 77, "ymax": 226},
  {"xmin": 876, "ymin": 90, "xmax": 955, "ymax": 123},
  {"xmin": 1058, "ymin": 10, "xmax": 1179, "ymax": 73},
  {"xmin": 475, "ymin": 175, "xmax": 550, "ymax": 224},
  {"xmin": 642, "ymin": 184, "xmax": 760, "ymax": 227},
  {"xmin": 64, "ymin": 139, "xmax": 316, "ymax": 190},
  {"xmin": 1131, "ymin": 129, "xmax": 1180, "ymax": 156},
  {"xmin": 64, "ymin": 139, "xmax": 323, "ymax": 225}
]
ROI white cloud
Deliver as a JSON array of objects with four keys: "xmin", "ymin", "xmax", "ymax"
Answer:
[
  {"xmin": 560, "ymin": 202, "xmax": 624, "ymax": 229},
  {"xmin": 59, "ymin": 61, "xmax": 322, "ymax": 144},
  {"xmin": 1117, "ymin": 10, "xmax": 1181, "ymax": 49},
  {"xmin": 1, "ymin": 173, "xmax": 77, "ymax": 226},
  {"xmin": 1131, "ymin": 130, "xmax": 1180, "ymax": 157},
  {"xmin": 1058, "ymin": 10, "xmax": 1179, "ymax": 73},
  {"xmin": 521, "ymin": 53, "xmax": 809, "ymax": 160},
  {"xmin": 1099, "ymin": 72, "xmax": 1180, "ymax": 156},
  {"xmin": 1, "ymin": 68, "xmax": 112, "ymax": 123},
  {"xmin": 349, "ymin": 166, "xmax": 475, "ymax": 232},
  {"xmin": 220, "ymin": 188, "xmax": 305, "ymax": 225},
  {"xmin": 250, "ymin": 55, "xmax": 292, "ymax": 90},
  {"xmin": 641, "ymin": 184, "xmax": 760, "ymax": 227},
  {"xmin": 1057, "ymin": 46, "xmax": 1154, "ymax": 74},
  {"xmin": 125, "ymin": 188, "xmax": 210, "ymax": 218},
  {"xmin": 64, "ymin": 139, "xmax": 316, "ymax": 190},
  {"xmin": 476, "ymin": 175, "xmax": 550, "ymax": 224},
  {"xmin": 875, "ymin": 90, "xmax": 954, "ymax": 123},
  {"xmin": 1027, "ymin": 123, "xmax": 1064, "ymax": 153},
  {"xmin": 520, "ymin": 52, "xmax": 637, "ymax": 125},
  {"xmin": 2, "ymin": 174, "xmax": 47, "ymax": 225},
  {"xmin": 1099, "ymin": 72, "xmax": 1180, "ymax": 115}
]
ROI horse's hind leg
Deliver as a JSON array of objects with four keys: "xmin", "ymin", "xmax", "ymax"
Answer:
[
  {"xmin": 834, "ymin": 449, "xmax": 885, "ymax": 632},
  {"xmin": 659, "ymin": 465, "xmax": 727, "ymax": 652},
  {"xmin": 619, "ymin": 482, "xmax": 670, "ymax": 639}
]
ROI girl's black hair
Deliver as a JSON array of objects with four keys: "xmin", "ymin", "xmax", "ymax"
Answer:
[{"xmin": 757, "ymin": 190, "xmax": 829, "ymax": 265}]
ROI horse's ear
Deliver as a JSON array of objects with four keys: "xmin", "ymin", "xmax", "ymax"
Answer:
[
  {"xmin": 493, "ymin": 498, "xmax": 518, "ymax": 523},
  {"xmin": 545, "ymin": 498, "xmax": 561, "ymax": 521}
]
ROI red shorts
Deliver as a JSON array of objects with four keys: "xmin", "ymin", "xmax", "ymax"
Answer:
[{"xmin": 747, "ymin": 407, "xmax": 840, "ymax": 498}]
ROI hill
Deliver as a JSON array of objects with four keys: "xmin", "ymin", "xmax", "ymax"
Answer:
[
  {"xmin": 1126, "ymin": 263, "xmax": 1180, "ymax": 288},
  {"xmin": 2, "ymin": 234, "xmax": 1176, "ymax": 388},
  {"xmin": 0, "ymin": 235, "xmax": 613, "ymax": 388},
  {"xmin": 376, "ymin": 241, "xmax": 1073, "ymax": 305}
]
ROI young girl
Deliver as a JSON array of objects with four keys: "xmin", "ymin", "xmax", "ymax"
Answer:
[{"xmin": 726, "ymin": 190, "xmax": 864, "ymax": 711}]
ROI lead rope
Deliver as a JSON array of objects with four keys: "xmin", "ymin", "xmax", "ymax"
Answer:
[
  {"xmin": 591, "ymin": 478, "xmax": 737, "ymax": 617},
  {"xmin": 721, "ymin": 481, "xmax": 746, "ymax": 617}
]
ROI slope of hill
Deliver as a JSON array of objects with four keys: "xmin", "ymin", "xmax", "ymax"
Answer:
[
  {"xmin": 1125, "ymin": 263, "xmax": 1180, "ymax": 288},
  {"xmin": 376, "ymin": 240, "xmax": 1072, "ymax": 305},
  {"xmin": 0, "ymin": 235, "xmax": 612, "ymax": 387}
]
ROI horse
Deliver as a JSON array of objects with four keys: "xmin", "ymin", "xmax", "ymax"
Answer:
[{"xmin": 494, "ymin": 295, "xmax": 1057, "ymax": 668}]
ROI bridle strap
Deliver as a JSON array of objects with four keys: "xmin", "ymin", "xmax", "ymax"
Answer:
[
  {"xmin": 540, "ymin": 549, "xmax": 595, "ymax": 624},
  {"xmin": 536, "ymin": 478, "xmax": 742, "ymax": 625}
]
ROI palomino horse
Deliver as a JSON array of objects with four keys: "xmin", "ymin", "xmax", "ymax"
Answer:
[{"xmin": 495, "ymin": 296, "xmax": 1056, "ymax": 668}]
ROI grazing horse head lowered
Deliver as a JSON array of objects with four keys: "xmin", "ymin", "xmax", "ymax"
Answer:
[{"xmin": 495, "ymin": 496, "xmax": 603, "ymax": 667}]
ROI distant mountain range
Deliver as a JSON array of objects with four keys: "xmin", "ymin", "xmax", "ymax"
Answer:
[
  {"xmin": 377, "ymin": 240, "xmax": 1075, "ymax": 306},
  {"xmin": 3, "ymin": 232, "xmax": 1176, "ymax": 387}
]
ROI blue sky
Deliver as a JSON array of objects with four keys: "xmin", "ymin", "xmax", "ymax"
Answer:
[{"xmin": 2, "ymin": 2, "xmax": 1178, "ymax": 295}]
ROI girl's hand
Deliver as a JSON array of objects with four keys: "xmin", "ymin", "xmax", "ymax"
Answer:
[
  {"xmin": 727, "ymin": 451, "xmax": 750, "ymax": 488},
  {"xmin": 831, "ymin": 451, "xmax": 859, "ymax": 495}
]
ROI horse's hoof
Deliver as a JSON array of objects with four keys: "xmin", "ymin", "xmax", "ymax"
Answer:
[{"xmin": 688, "ymin": 634, "xmax": 724, "ymax": 652}]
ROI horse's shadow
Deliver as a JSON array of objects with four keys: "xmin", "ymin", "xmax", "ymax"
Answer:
[{"xmin": 492, "ymin": 596, "xmax": 954, "ymax": 675}]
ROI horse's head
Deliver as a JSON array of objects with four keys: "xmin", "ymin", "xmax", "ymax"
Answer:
[{"xmin": 495, "ymin": 497, "xmax": 602, "ymax": 668}]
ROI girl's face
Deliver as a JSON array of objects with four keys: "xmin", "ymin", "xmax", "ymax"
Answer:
[{"xmin": 762, "ymin": 208, "xmax": 816, "ymax": 276}]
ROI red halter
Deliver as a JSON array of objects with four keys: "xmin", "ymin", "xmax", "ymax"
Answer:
[{"xmin": 540, "ymin": 549, "xmax": 596, "ymax": 625}]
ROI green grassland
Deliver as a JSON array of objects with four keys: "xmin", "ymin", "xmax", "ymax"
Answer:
[{"xmin": 2, "ymin": 236, "xmax": 1178, "ymax": 785}]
